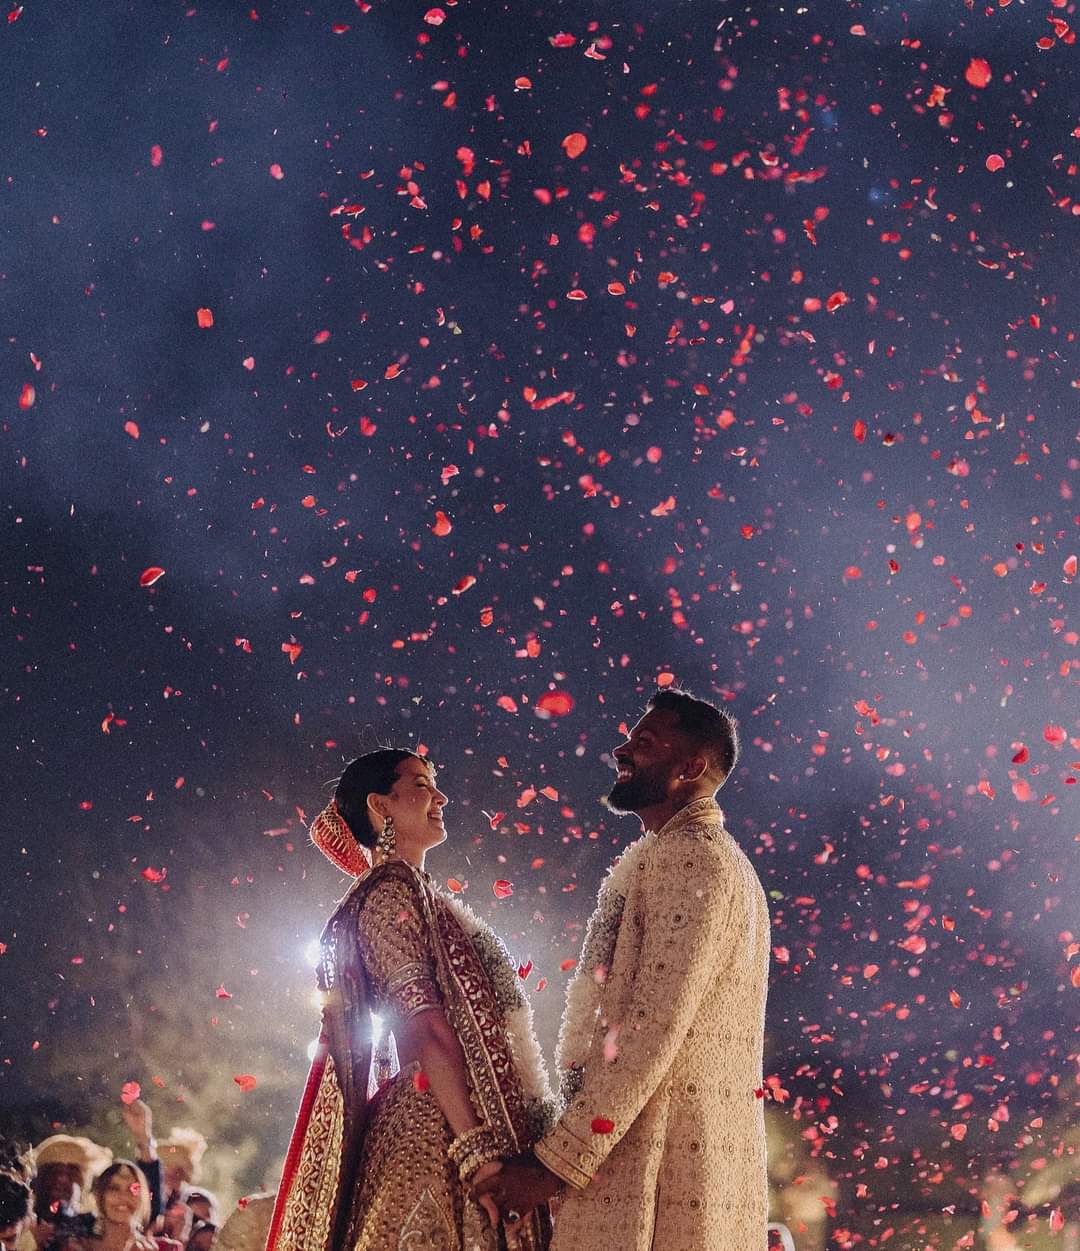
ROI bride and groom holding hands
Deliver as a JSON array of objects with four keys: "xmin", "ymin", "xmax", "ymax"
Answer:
[{"xmin": 266, "ymin": 687, "xmax": 770, "ymax": 1251}]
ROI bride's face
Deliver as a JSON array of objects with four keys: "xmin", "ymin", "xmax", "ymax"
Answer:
[{"xmin": 377, "ymin": 758, "xmax": 449, "ymax": 850}]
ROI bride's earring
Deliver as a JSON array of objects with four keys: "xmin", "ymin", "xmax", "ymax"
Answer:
[{"xmin": 376, "ymin": 814, "xmax": 396, "ymax": 859}]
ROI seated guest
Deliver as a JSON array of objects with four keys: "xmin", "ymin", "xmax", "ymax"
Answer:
[
  {"xmin": 186, "ymin": 1222, "xmax": 215, "ymax": 1251},
  {"xmin": 84, "ymin": 1162, "xmax": 179, "ymax": 1251},
  {"xmin": 156, "ymin": 1135, "xmax": 206, "ymax": 1213},
  {"xmin": 158, "ymin": 1204, "xmax": 191, "ymax": 1248},
  {"xmin": 119, "ymin": 1102, "xmax": 162, "ymax": 1225},
  {"xmin": 0, "ymin": 1142, "xmax": 34, "ymax": 1251},
  {"xmin": 23, "ymin": 1136, "xmax": 112, "ymax": 1251},
  {"xmin": 209, "ymin": 1194, "xmax": 274, "ymax": 1251},
  {"xmin": 182, "ymin": 1193, "xmax": 217, "ymax": 1228}
]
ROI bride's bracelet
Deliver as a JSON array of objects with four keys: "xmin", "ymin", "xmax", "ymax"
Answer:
[{"xmin": 447, "ymin": 1124, "xmax": 502, "ymax": 1183}]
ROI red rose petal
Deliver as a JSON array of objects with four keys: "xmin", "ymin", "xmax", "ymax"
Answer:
[
  {"xmin": 561, "ymin": 132, "xmax": 587, "ymax": 159},
  {"xmin": 965, "ymin": 58, "xmax": 992, "ymax": 88},
  {"xmin": 536, "ymin": 690, "xmax": 574, "ymax": 717}
]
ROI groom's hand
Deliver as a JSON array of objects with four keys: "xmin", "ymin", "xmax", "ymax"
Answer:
[{"xmin": 471, "ymin": 1151, "xmax": 561, "ymax": 1230}]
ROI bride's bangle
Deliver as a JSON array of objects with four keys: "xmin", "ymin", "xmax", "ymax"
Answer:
[{"xmin": 448, "ymin": 1125, "xmax": 502, "ymax": 1183}]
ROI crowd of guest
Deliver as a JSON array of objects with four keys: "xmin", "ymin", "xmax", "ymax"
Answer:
[{"xmin": 0, "ymin": 1102, "xmax": 273, "ymax": 1251}]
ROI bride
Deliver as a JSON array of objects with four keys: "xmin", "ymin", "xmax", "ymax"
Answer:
[{"xmin": 266, "ymin": 749, "xmax": 556, "ymax": 1251}]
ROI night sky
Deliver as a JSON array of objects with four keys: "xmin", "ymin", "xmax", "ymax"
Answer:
[{"xmin": 3, "ymin": 0, "xmax": 1078, "ymax": 1241}]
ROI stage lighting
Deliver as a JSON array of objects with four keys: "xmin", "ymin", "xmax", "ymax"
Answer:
[{"xmin": 305, "ymin": 1016, "xmax": 383, "ymax": 1064}]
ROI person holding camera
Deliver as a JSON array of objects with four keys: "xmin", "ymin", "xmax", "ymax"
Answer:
[
  {"xmin": 75, "ymin": 1162, "xmax": 180, "ymax": 1251},
  {"xmin": 0, "ymin": 1142, "xmax": 34, "ymax": 1251},
  {"xmin": 23, "ymin": 1136, "xmax": 111, "ymax": 1251}
]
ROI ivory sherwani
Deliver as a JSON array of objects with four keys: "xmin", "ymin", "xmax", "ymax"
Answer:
[{"xmin": 535, "ymin": 797, "xmax": 770, "ymax": 1251}]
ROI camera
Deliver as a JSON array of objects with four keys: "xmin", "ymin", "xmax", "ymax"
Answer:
[{"xmin": 45, "ymin": 1211, "xmax": 95, "ymax": 1251}]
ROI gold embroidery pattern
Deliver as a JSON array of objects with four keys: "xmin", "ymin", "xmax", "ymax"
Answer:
[
  {"xmin": 385, "ymin": 961, "xmax": 441, "ymax": 1021},
  {"xmin": 275, "ymin": 1054, "xmax": 345, "ymax": 1251},
  {"xmin": 429, "ymin": 893, "xmax": 530, "ymax": 1152},
  {"xmin": 540, "ymin": 800, "xmax": 770, "ymax": 1251},
  {"xmin": 351, "ymin": 1067, "xmax": 459, "ymax": 1251},
  {"xmin": 399, "ymin": 1189, "xmax": 455, "ymax": 1250}
]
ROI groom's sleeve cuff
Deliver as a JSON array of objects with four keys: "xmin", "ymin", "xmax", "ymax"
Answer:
[{"xmin": 534, "ymin": 1125, "xmax": 597, "ymax": 1191}]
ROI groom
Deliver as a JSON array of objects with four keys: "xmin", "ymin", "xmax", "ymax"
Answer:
[{"xmin": 476, "ymin": 688, "xmax": 771, "ymax": 1250}]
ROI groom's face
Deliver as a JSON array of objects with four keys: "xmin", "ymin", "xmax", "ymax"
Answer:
[{"xmin": 605, "ymin": 709, "xmax": 686, "ymax": 814}]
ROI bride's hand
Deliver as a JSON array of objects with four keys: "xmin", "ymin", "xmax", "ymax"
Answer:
[{"xmin": 471, "ymin": 1159, "xmax": 504, "ymax": 1230}]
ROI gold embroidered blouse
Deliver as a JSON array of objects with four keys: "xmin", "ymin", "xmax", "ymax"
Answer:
[{"xmin": 357, "ymin": 876, "xmax": 442, "ymax": 1023}]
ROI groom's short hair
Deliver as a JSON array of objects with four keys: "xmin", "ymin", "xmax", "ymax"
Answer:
[{"xmin": 646, "ymin": 688, "xmax": 739, "ymax": 783}]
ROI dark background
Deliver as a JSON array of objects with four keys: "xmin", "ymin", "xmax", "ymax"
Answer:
[{"xmin": 2, "ymin": 1, "xmax": 1077, "ymax": 1244}]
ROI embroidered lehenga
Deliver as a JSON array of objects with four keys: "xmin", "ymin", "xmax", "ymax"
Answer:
[{"xmin": 266, "ymin": 860, "xmax": 556, "ymax": 1251}]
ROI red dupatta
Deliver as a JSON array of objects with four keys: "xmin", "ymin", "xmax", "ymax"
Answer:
[{"xmin": 264, "ymin": 879, "xmax": 374, "ymax": 1251}]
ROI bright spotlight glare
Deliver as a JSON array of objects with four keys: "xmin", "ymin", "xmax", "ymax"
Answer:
[
  {"xmin": 306, "ymin": 1038, "xmax": 319, "ymax": 1062},
  {"xmin": 371, "ymin": 1013, "xmax": 383, "ymax": 1044},
  {"xmin": 303, "ymin": 939, "xmax": 321, "ymax": 968}
]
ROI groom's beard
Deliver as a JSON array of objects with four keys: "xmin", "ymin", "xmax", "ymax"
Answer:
[{"xmin": 604, "ymin": 765, "xmax": 669, "ymax": 815}]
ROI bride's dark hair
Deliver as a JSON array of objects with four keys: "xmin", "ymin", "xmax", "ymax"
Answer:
[{"xmin": 334, "ymin": 749, "xmax": 420, "ymax": 849}]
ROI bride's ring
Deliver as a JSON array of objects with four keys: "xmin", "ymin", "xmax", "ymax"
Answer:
[{"xmin": 505, "ymin": 1209, "xmax": 521, "ymax": 1225}]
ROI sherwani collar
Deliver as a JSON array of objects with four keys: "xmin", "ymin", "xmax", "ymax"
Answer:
[{"xmin": 653, "ymin": 795, "xmax": 724, "ymax": 839}]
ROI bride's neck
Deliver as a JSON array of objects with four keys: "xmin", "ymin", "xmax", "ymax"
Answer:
[{"xmin": 372, "ymin": 847, "xmax": 425, "ymax": 871}]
